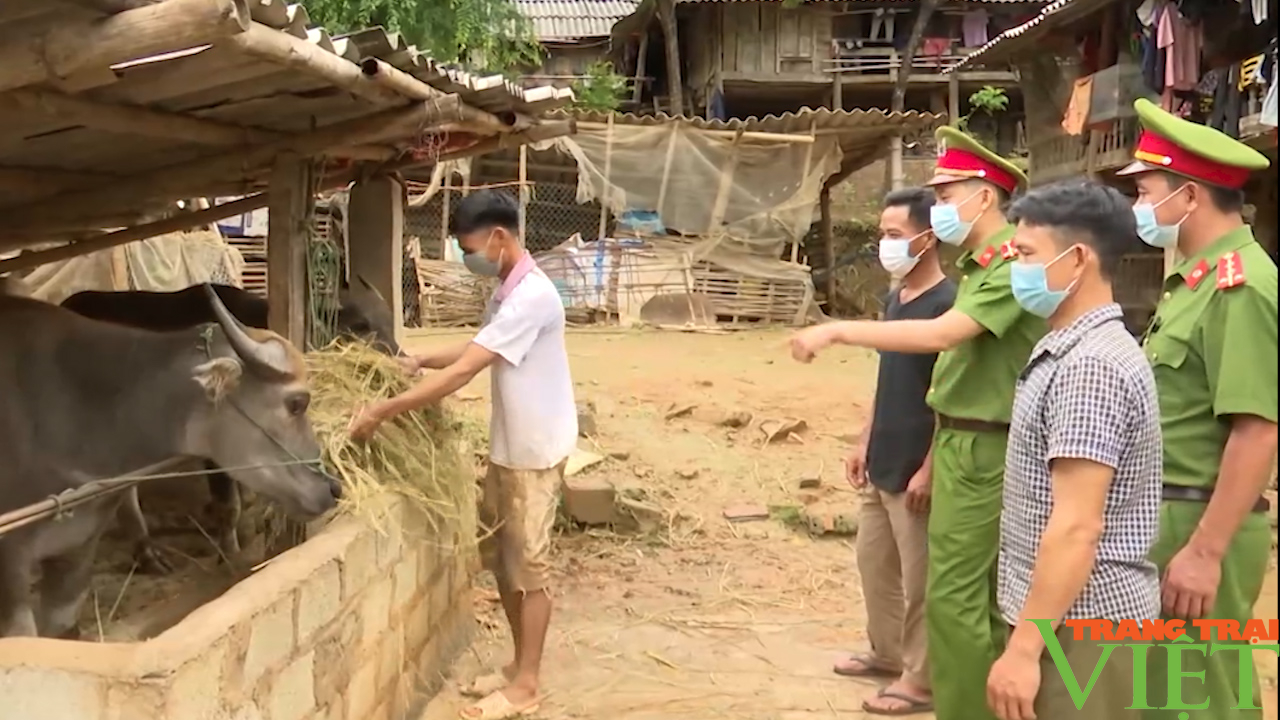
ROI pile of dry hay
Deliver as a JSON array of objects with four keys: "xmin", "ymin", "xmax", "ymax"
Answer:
[{"xmin": 304, "ymin": 342, "xmax": 485, "ymax": 541}]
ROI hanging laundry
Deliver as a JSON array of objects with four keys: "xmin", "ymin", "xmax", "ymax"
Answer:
[
  {"xmin": 1062, "ymin": 76, "xmax": 1095, "ymax": 135},
  {"xmin": 1251, "ymin": 0, "xmax": 1268, "ymax": 24},
  {"xmin": 1261, "ymin": 81, "xmax": 1277, "ymax": 127},
  {"xmin": 962, "ymin": 9, "xmax": 989, "ymax": 47},
  {"xmin": 920, "ymin": 37, "xmax": 951, "ymax": 68},
  {"xmin": 1238, "ymin": 54, "xmax": 1265, "ymax": 90},
  {"xmin": 1140, "ymin": 24, "xmax": 1165, "ymax": 92},
  {"xmin": 1157, "ymin": 5, "xmax": 1201, "ymax": 96},
  {"xmin": 1135, "ymin": 0, "xmax": 1160, "ymax": 27}
]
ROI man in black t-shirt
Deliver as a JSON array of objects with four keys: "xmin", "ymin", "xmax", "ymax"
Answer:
[{"xmin": 832, "ymin": 188, "xmax": 956, "ymax": 716}]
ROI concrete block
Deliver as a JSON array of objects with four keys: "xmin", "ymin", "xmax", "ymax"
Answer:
[
  {"xmin": 375, "ymin": 523, "xmax": 404, "ymax": 568},
  {"xmin": 392, "ymin": 551, "xmax": 419, "ymax": 612},
  {"xmin": 376, "ymin": 630, "xmax": 404, "ymax": 695},
  {"xmin": 344, "ymin": 660, "xmax": 378, "ymax": 720},
  {"xmin": 243, "ymin": 597, "xmax": 297, "ymax": 690},
  {"xmin": 562, "ymin": 476, "xmax": 616, "ymax": 525},
  {"xmin": 297, "ymin": 561, "xmax": 343, "ymax": 642},
  {"xmin": 267, "ymin": 652, "xmax": 316, "ymax": 720},
  {"xmin": 167, "ymin": 642, "xmax": 229, "ymax": 720},
  {"xmin": 359, "ymin": 576, "xmax": 394, "ymax": 648},
  {"xmin": 405, "ymin": 597, "xmax": 432, "ymax": 655},
  {"xmin": 426, "ymin": 575, "xmax": 452, "ymax": 633},
  {"xmin": 341, "ymin": 530, "xmax": 378, "ymax": 601},
  {"xmin": 0, "ymin": 667, "xmax": 105, "ymax": 720}
]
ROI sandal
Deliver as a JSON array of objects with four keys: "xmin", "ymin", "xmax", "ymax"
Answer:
[
  {"xmin": 861, "ymin": 688, "xmax": 934, "ymax": 716},
  {"xmin": 459, "ymin": 690, "xmax": 542, "ymax": 720},
  {"xmin": 832, "ymin": 653, "xmax": 901, "ymax": 678},
  {"xmin": 461, "ymin": 673, "xmax": 509, "ymax": 698}
]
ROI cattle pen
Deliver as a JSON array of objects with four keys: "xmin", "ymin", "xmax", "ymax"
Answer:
[{"xmin": 0, "ymin": 1, "xmax": 572, "ymax": 719}]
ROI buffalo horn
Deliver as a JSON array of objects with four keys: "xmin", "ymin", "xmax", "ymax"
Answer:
[{"xmin": 202, "ymin": 284, "xmax": 293, "ymax": 377}]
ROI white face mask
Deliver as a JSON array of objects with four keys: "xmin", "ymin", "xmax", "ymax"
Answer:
[{"xmin": 878, "ymin": 230, "xmax": 931, "ymax": 278}]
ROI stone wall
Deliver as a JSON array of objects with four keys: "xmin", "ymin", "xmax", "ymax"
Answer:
[{"xmin": 0, "ymin": 494, "xmax": 473, "ymax": 720}]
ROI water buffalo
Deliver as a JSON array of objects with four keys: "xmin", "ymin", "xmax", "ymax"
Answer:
[
  {"xmin": 58, "ymin": 279, "xmax": 396, "ymax": 572},
  {"xmin": 0, "ymin": 288, "xmax": 339, "ymax": 638}
]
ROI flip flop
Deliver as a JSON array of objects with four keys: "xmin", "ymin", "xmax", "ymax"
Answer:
[
  {"xmin": 459, "ymin": 691, "xmax": 542, "ymax": 720},
  {"xmin": 832, "ymin": 653, "xmax": 901, "ymax": 678},
  {"xmin": 461, "ymin": 673, "xmax": 509, "ymax": 698},
  {"xmin": 861, "ymin": 688, "xmax": 934, "ymax": 716}
]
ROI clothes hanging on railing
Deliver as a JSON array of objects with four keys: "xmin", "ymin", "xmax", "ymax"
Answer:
[
  {"xmin": 1157, "ymin": 3, "xmax": 1203, "ymax": 113},
  {"xmin": 962, "ymin": 9, "xmax": 990, "ymax": 48}
]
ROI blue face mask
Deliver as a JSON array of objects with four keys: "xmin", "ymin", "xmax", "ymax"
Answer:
[
  {"xmin": 1011, "ymin": 247, "xmax": 1080, "ymax": 319},
  {"xmin": 929, "ymin": 191, "xmax": 981, "ymax": 246},
  {"xmin": 1132, "ymin": 187, "xmax": 1189, "ymax": 249},
  {"xmin": 463, "ymin": 232, "xmax": 505, "ymax": 277}
]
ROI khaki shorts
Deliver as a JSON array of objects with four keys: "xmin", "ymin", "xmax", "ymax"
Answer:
[{"xmin": 478, "ymin": 459, "xmax": 565, "ymax": 593}]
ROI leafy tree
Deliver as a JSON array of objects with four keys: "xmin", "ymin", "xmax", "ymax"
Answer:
[
  {"xmin": 571, "ymin": 62, "xmax": 627, "ymax": 112},
  {"xmin": 305, "ymin": 0, "xmax": 542, "ymax": 74}
]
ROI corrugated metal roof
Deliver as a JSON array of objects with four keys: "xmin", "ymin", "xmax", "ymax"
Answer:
[
  {"xmin": 0, "ymin": 0, "xmax": 575, "ymax": 247},
  {"xmin": 514, "ymin": 0, "xmax": 641, "ymax": 40},
  {"xmin": 946, "ymin": 0, "xmax": 1108, "ymax": 72},
  {"xmin": 550, "ymin": 107, "xmax": 943, "ymax": 173}
]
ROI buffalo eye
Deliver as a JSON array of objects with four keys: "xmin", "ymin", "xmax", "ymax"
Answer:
[{"xmin": 285, "ymin": 391, "xmax": 311, "ymax": 417}]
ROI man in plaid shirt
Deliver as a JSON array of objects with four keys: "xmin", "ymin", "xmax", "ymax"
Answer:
[{"xmin": 985, "ymin": 181, "xmax": 1163, "ymax": 720}]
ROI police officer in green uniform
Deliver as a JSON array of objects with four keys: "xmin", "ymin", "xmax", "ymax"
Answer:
[
  {"xmin": 1116, "ymin": 98, "xmax": 1277, "ymax": 719},
  {"xmin": 791, "ymin": 126, "xmax": 1047, "ymax": 720}
]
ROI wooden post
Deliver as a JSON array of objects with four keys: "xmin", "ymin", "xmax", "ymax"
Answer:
[
  {"xmin": 632, "ymin": 33, "xmax": 650, "ymax": 106},
  {"xmin": 707, "ymin": 129, "xmax": 745, "ymax": 233},
  {"xmin": 266, "ymin": 154, "xmax": 310, "ymax": 347},
  {"xmin": 518, "ymin": 145, "xmax": 529, "ymax": 246},
  {"xmin": 597, "ymin": 114, "xmax": 615, "ymax": 241},
  {"xmin": 440, "ymin": 171, "xmax": 453, "ymax": 258},
  {"xmin": 657, "ymin": 0, "xmax": 685, "ymax": 115},
  {"xmin": 792, "ymin": 122, "xmax": 818, "ymax": 263},
  {"xmin": 820, "ymin": 186, "xmax": 836, "ymax": 304},
  {"xmin": 948, "ymin": 72, "xmax": 961, "ymax": 125},
  {"xmin": 348, "ymin": 175, "xmax": 406, "ymax": 343},
  {"xmin": 832, "ymin": 70, "xmax": 844, "ymax": 111}
]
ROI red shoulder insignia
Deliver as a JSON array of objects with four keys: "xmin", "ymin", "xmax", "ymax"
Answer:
[
  {"xmin": 1216, "ymin": 251, "xmax": 1246, "ymax": 290},
  {"xmin": 976, "ymin": 245, "xmax": 997, "ymax": 268},
  {"xmin": 1186, "ymin": 259, "xmax": 1211, "ymax": 290},
  {"xmin": 1000, "ymin": 240, "xmax": 1019, "ymax": 260}
]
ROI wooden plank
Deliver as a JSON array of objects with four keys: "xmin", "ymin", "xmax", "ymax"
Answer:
[{"xmin": 266, "ymin": 154, "xmax": 310, "ymax": 346}]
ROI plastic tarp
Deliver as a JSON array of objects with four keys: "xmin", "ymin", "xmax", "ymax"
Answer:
[
  {"xmin": 553, "ymin": 122, "xmax": 842, "ymax": 255},
  {"xmin": 18, "ymin": 229, "xmax": 245, "ymax": 306}
]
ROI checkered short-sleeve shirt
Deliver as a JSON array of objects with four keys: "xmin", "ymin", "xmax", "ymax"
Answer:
[{"xmin": 999, "ymin": 304, "xmax": 1163, "ymax": 623}]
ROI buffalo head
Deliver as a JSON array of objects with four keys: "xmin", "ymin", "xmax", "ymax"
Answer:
[{"xmin": 188, "ymin": 285, "xmax": 340, "ymax": 519}]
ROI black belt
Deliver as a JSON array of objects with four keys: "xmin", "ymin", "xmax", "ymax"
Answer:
[
  {"xmin": 1162, "ymin": 484, "xmax": 1271, "ymax": 514},
  {"xmin": 937, "ymin": 414, "xmax": 1011, "ymax": 434}
]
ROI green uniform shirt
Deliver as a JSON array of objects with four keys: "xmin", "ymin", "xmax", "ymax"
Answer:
[
  {"xmin": 1142, "ymin": 226, "xmax": 1279, "ymax": 489},
  {"xmin": 927, "ymin": 225, "xmax": 1048, "ymax": 424}
]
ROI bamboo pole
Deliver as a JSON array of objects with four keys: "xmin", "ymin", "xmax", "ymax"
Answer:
[
  {"xmin": 0, "ymin": 0, "xmax": 250, "ymax": 94},
  {"xmin": 597, "ymin": 113, "xmax": 615, "ymax": 241},
  {"xmin": 0, "ymin": 99, "xmax": 465, "ymax": 236},
  {"xmin": 0, "ymin": 88, "xmax": 393, "ymax": 161},
  {"xmin": 655, "ymin": 123, "xmax": 679, "ymax": 221},
  {"xmin": 223, "ymin": 23, "xmax": 404, "ymax": 105},
  {"xmin": 707, "ymin": 129, "xmax": 745, "ymax": 233},
  {"xmin": 359, "ymin": 58, "xmax": 512, "ymax": 134},
  {"xmin": 518, "ymin": 145, "xmax": 529, "ymax": 246}
]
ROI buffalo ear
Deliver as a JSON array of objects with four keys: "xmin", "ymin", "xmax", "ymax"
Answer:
[{"xmin": 193, "ymin": 357, "xmax": 243, "ymax": 402}]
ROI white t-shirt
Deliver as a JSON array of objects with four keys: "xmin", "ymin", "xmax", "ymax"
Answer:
[{"xmin": 473, "ymin": 268, "xmax": 577, "ymax": 470}]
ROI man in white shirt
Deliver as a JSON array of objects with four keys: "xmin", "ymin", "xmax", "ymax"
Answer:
[{"xmin": 348, "ymin": 190, "xmax": 576, "ymax": 720}]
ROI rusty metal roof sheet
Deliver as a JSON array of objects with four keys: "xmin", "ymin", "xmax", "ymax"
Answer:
[
  {"xmin": 0, "ymin": 0, "xmax": 575, "ymax": 247},
  {"xmin": 514, "ymin": 0, "xmax": 641, "ymax": 41},
  {"xmin": 946, "ymin": 0, "xmax": 1109, "ymax": 72}
]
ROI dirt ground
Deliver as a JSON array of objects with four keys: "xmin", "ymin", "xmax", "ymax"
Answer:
[{"xmin": 408, "ymin": 327, "xmax": 1280, "ymax": 720}]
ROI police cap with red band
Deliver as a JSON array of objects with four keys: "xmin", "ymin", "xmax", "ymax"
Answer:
[
  {"xmin": 1116, "ymin": 98, "xmax": 1270, "ymax": 189},
  {"xmin": 926, "ymin": 126, "xmax": 1028, "ymax": 195}
]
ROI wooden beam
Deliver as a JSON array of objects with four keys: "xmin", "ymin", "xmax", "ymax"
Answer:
[
  {"xmin": 61, "ymin": 0, "xmax": 164, "ymax": 12},
  {"xmin": 0, "ymin": 88, "xmax": 393, "ymax": 161},
  {"xmin": 0, "ymin": 0, "xmax": 250, "ymax": 94},
  {"xmin": 224, "ymin": 23, "xmax": 404, "ymax": 106},
  {"xmin": 359, "ymin": 58, "xmax": 512, "ymax": 134},
  {"xmin": 267, "ymin": 155, "xmax": 310, "ymax": 346},
  {"xmin": 0, "ymin": 195, "xmax": 265, "ymax": 275},
  {"xmin": 0, "ymin": 166, "xmax": 121, "ymax": 196},
  {"xmin": 656, "ymin": 0, "xmax": 684, "ymax": 115},
  {"xmin": 0, "ymin": 99, "xmax": 465, "ymax": 236},
  {"xmin": 820, "ymin": 186, "xmax": 835, "ymax": 304},
  {"xmin": 632, "ymin": 33, "xmax": 650, "ymax": 105}
]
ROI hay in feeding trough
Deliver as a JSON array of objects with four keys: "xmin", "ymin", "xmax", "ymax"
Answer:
[{"xmin": 305, "ymin": 342, "xmax": 484, "ymax": 544}]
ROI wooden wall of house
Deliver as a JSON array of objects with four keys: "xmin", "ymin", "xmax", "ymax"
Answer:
[
  {"xmin": 687, "ymin": 3, "xmax": 833, "ymax": 90},
  {"xmin": 536, "ymin": 45, "xmax": 610, "ymax": 86}
]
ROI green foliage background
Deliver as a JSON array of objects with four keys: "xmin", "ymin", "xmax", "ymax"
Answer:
[{"xmin": 305, "ymin": 0, "xmax": 542, "ymax": 74}]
